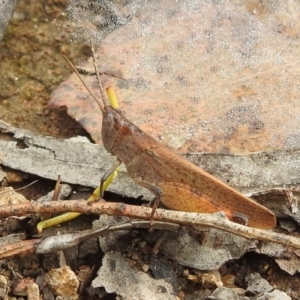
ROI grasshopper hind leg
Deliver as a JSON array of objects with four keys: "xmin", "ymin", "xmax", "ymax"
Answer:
[
  {"xmin": 149, "ymin": 193, "xmax": 164, "ymax": 226},
  {"xmin": 133, "ymin": 179, "xmax": 226, "ymax": 225},
  {"xmin": 133, "ymin": 178, "xmax": 163, "ymax": 226}
]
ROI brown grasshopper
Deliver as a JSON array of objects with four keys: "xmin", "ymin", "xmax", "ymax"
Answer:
[{"xmin": 66, "ymin": 47, "xmax": 276, "ymax": 229}]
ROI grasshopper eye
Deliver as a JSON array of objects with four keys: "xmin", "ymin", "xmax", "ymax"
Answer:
[
  {"xmin": 103, "ymin": 108, "xmax": 116, "ymax": 130},
  {"xmin": 101, "ymin": 108, "xmax": 117, "ymax": 151}
]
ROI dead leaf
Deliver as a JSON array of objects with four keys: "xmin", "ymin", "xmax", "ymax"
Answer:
[{"xmin": 51, "ymin": 0, "xmax": 300, "ymax": 155}]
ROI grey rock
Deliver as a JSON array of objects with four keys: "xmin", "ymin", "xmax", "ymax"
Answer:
[
  {"xmin": 0, "ymin": 0, "xmax": 17, "ymax": 42},
  {"xmin": 257, "ymin": 289, "xmax": 291, "ymax": 300},
  {"xmin": 245, "ymin": 272, "xmax": 272, "ymax": 294},
  {"xmin": 207, "ymin": 287, "xmax": 239, "ymax": 300}
]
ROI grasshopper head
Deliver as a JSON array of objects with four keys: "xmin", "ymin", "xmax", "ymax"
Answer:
[{"xmin": 101, "ymin": 106, "xmax": 124, "ymax": 152}]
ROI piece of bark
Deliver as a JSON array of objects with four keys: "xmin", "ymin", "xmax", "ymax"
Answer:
[
  {"xmin": 0, "ymin": 119, "xmax": 149, "ymax": 198},
  {"xmin": 2, "ymin": 119, "xmax": 300, "ymax": 199}
]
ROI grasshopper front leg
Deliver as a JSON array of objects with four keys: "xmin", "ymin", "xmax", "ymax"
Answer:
[{"xmin": 100, "ymin": 159, "xmax": 122, "ymax": 198}]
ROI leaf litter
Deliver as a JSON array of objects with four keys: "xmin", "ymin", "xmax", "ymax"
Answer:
[{"xmin": 1, "ymin": 0, "xmax": 300, "ymax": 299}]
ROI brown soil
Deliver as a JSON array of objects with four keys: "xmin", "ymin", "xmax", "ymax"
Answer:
[{"xmin": 0, "ymin": 0, "xmax": 89, "ymax": 140}]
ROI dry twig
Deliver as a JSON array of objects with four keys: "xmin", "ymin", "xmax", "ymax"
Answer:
[{"xmin": 0, "ymin": 200, "xmax": 299, "ymax": 248}]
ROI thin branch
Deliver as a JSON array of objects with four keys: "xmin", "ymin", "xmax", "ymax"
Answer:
[
  {"xmin": 35, "ymin": 221, "xmax": 178, "ymax": 254},
  {"xmin": 0, "ymin": 200, "xmax": 300, "ymax": 248},
  {"xmin": 0, "ymin": 180, "xmax": 38, "ymax": 194}
]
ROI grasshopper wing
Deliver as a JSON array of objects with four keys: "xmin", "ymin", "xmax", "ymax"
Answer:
[{"xmin": 127, "ymin": 146, "xmax": 276, "ymax": 229}]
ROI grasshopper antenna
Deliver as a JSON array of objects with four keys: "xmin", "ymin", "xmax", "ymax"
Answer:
[
  {"xmin": 90, "ymin": 39, "xmax": 109, "ymax": 108},
  {"xmin": 63, "ymin": 54, "xmax": 104, "ymax": 113}
]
